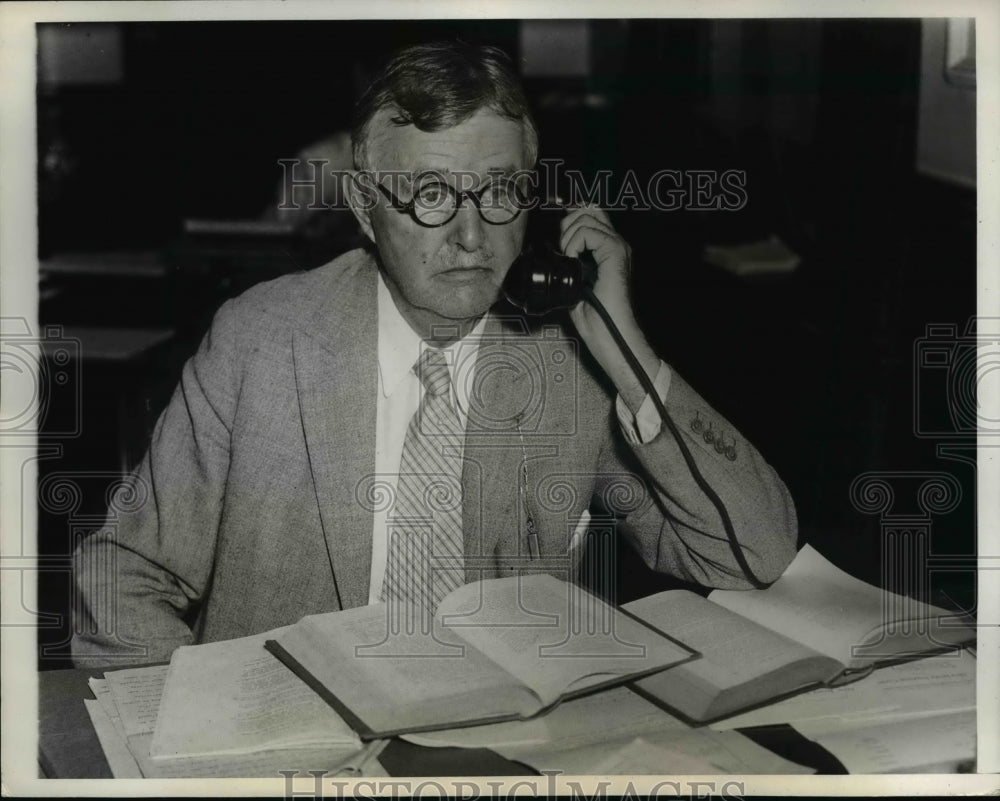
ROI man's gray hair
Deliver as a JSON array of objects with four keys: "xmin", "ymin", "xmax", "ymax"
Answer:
[{"xmin": 351, "ymin": 41, "xmax": 539, "ymax": 171}]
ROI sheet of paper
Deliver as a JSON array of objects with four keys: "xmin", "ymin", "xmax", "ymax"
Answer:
[
  {"xmin": 590, "ymin": 736, "xmax": 736, "ymax": 774},
  {"xmin": 500, "ymin": 727, "xmax": 813, "ymax": 775},
  {"xmin": 709, "ymin": 650, "xmax": 975, "ymax": 730},
  {"xmin": 810, "ymin": 710, "xmax": 975, "ymax": 773},
  {"xmin": 588, "ymin": 734, "xmax": 811, "ymax": 775},
  {"xmin": 792, "ymin": 707, "xmax": 972, "ymax": 739},
  {"xmin": 403, "ymin": 686, "xmax": 688, "ymax": 750},
  {"xmin": 83, "ymin": 698, "xmax": 143, "ymax": 778},
  {"xmin": 104, "ymin": 665, "xmax": 169, "ymax": 737},
  {"xmin": 365, "ymin": 758, "xmax": 390, "ymax": 777},
  {"xmin": 486, "ymin": 692, "xmax": 811, "ymax": 775},
  {"xmin": 151, "ymin": 628, "xmax": 359, "ymax": 758},
  {"xmin": 89, "ymin": 677, "xmax": 128, "ymax": 740},
  {"xmin": 644, "ymin": 729, "xmax": 814, "ymax": 775}
]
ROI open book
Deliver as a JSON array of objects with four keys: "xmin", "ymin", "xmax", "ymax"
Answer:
[
  {"xmin": 265, "ymin": 574, "xmax": 696, "ymax": 739},
  {"xmin": 626, "ymin": 544, "xmax": 976, "ymax": 724}
]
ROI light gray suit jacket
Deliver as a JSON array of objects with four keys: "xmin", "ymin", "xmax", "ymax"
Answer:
[{"xmin": 72, "ymin": 249, "xmax": 798, "ymax": 666}]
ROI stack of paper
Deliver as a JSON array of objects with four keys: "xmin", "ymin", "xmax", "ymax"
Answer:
[
  {"xmin": 85, "ymin": 630, "xmax": 385, "ymax": 779},
  {"xmin": 150, "ymin": 631, "xmax": 360, "ymax": 759}
]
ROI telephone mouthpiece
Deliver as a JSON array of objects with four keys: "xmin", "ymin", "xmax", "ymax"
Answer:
[{"xmin": 502, "ymin": 246, "xmax": 583, "ymax": 315}]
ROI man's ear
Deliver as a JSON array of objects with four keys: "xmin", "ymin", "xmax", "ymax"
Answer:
[{"xmin": 346, "ymin": 169, "xmax": 377, "ymax": 243}]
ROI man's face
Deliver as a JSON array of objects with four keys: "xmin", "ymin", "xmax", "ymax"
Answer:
[{"xmin": 357, "ymin": 108, "xmax": 531, "ymax": 337}]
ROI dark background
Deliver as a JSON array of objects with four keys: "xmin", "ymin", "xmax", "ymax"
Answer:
[{"xmin": 35, "ymin": 19, "xmax": 977, "ymax": 669}]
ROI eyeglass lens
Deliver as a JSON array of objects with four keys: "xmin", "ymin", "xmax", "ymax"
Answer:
[{"xmin": 412, "ymin": 179, "xmax": 526, "ymax": 226}]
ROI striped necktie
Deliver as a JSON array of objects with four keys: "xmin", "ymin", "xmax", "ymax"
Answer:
[{"xmin": 381, "ymin": 348, "xmax": 466, "ymax": 612}]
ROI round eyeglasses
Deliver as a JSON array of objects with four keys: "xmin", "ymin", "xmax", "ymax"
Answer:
[{"xmin": 375, "ymin": 176, "xmax": 532, "ymax": 228}]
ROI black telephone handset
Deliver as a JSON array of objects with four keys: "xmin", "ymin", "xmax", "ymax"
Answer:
[
  {"xmin": 502, "ymin": 238, "xmax": 770, "ymax": 589},
  {"xmin": 501, "ymin": 243, "xmax": 587, "ymax": 315}
]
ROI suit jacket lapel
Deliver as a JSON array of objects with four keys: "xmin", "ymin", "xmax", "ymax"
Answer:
[{"xmin": 293, "ymin": 262, "xmax": 378, "ymax": 610}]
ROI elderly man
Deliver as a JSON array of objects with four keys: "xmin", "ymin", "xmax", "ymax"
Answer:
[{"xmin": 72, "ymin": 41, "xmax": 797, "ymax": 667}]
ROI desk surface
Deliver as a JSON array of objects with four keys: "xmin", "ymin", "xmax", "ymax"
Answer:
[
  {"xmin": 40, "ymin": 252, "xmax": 169, "ymax": 280},
  {"xmin": 38, "ymin": 667, "xmax": 842, "ymax": 779},
  {"xmin": 40, "ymin": 326, "xmax": 174, "ymax": 364}
]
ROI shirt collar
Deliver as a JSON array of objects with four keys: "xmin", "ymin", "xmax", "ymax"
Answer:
[{"xmin": 376, "ymin": 271, "xmax": 488, "ymax": 402}]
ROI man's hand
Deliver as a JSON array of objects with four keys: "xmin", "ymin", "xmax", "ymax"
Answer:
[{"xmin": 559, "ymin": 206, "xmax": 662, "ymax": 412}]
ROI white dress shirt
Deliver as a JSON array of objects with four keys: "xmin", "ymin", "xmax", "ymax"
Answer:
[
  {"xmin": 368, "ymin": 275, "xmax": 487, "ymax": 602},
  {"xmin": 367, "ymin": 271, "xmax": 673, "ymax": 603}
]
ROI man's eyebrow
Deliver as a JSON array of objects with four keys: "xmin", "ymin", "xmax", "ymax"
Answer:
[
  {"xmin": 484, "ymin": 165, "xmax": 521, "ymax": 177},
  {"xmin": 407, "ymin": 165, "xmax": 523, "ymax": 180}
]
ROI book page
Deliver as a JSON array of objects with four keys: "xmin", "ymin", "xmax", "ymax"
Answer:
[
  {"xmin": 625, "ymin": 589, "xmax": 843, "ymax": 720},
  {"xmin": 150, "ymin": 628, "xmax": 360, "ymax": 758},
  {"xmin": 438, "ymin": 575, "xmax": 694, "ymax": 706},
  {"xmin": 709, "ymin": 544, "xmax": 972, "ymax": 667},
  {"xmin": 274, "ymin": 601, "xmax": 539, "ymax": 734}
]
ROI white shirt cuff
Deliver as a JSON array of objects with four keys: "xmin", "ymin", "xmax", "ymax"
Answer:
[{"xmin": 615, "ymin": 361, "xmax": 672, "ymax": 445}]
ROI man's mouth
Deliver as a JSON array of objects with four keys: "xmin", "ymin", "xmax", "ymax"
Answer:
[{"xmin": 439, "ymin": 265, "xmax": 491, "ymax": 277}]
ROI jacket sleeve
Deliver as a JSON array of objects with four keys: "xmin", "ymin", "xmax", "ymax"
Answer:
[
  {"xmin": 71, "ymin": 300, "xmax": 245, "ymax": 667},
  {"xmin": 597, "ymin": 367, "xmax": 799, "ymax": 589}
]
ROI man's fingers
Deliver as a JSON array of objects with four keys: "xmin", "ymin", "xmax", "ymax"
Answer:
[
  {"xmin": 559, "ymin": 204, "xmax": 612, "ymax": 235},
  {"xmin": 559, "ymin": 215, "xmax": 617, "ymax": 257},
  {"xmin": 561, "ymin": 223, "xmax": 624, "ymax": 264}
]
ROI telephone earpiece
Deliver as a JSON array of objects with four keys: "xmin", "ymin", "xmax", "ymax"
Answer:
[{"xmin": 501, "ymin": 244, "xmax": 584, "ymax": 315}]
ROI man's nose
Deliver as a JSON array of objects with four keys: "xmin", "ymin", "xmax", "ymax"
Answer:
[{"xmin": 450, "ymin": 200, "xmax": 486, "ymax": 252}]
